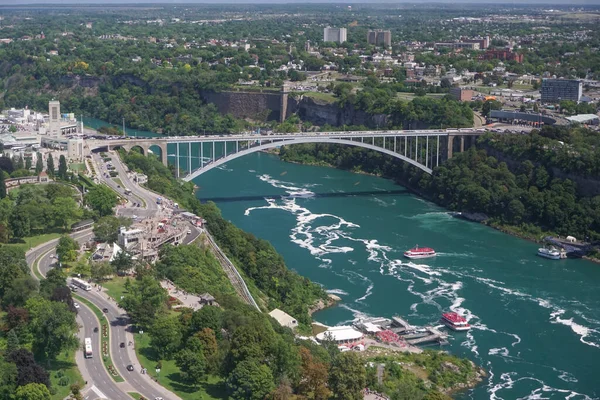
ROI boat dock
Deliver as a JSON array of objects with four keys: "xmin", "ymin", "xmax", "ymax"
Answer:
[
  {"xmin": 405, "ymin": 326, "xmax": 448, "ymax": 345},
  {"xmin": 391, "ymin": 316, "xmax": 414, "ymax": 332}
]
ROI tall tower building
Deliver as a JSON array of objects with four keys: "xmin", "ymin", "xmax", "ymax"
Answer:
[
  {"xmin": 367, "ymin": 30, "xmax": 392, "ymax": 47},
  {"xmin": 48, "ymin": 100, "xmax": 61, "ymax": 137},
  {"xmin": 323, "ymin": 27, "xmax": 347, "ymax": 44}
]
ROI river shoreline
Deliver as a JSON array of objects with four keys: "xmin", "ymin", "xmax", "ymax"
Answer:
[{"xmin": 276, "ymin": 150, "xmax": 600, "ymax": 263}]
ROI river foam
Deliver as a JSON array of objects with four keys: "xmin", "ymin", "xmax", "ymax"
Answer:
[{"xmin": 239, "ymin": 169, "xmax": 597, "ymax": 400}]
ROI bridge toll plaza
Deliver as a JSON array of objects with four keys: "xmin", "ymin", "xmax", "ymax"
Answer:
[{"xmin": 86, "ymin": 128, "xmax": 489, "ymax": 181}]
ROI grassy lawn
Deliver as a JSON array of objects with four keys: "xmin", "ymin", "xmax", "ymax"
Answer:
[
  {"xmin": 128, "ymin": 393, "xmax": 143, "ymax": 400},
  {"xmin": 302, "ymin": 91, "xmax": 336, "ymax": 103},
  {"xmin": 49, "ymin": 349, "xmax": 84, "ymax": 400},
  {"xmin": 6, "ymin": 232, "xmax": 63, "ymax": 253},
  {"xmin": 134, "ymin": 333, "xmax": 226, "ymax": 400},
  {"xmin": 103, "ymin": 276, "xmax": 130, "ymax": 301},
  {"xmin": 69, "ymin": 163, "xmax": 86, "ymax": 173},
  {"xmin": 73, "ymin": 295, "xmax": 125, "ymax": 383},
  {"xmin": 113, "ymin": 177, "xmax": 124, "ymax": 187}
]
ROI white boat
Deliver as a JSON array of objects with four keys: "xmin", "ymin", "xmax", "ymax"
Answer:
[
  {"xmin": 537, "ymin": 247, "xmax": 561, "ymax": 260},
  {"xmin": 440, "ymin": 312, "xmax": 471, "ymax": 331},
  {"xmin": 404, "ymin": 245, "xmax": 436, "ymax": 259}
]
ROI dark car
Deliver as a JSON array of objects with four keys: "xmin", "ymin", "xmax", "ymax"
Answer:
[
  {"xmin": 93, "ymin": 327, "xmax": 99, "ymax": 333},
  {"xmin": 120, "ymin": 342, "xmax": 125, "ymax": 348},
  {"xmin": 127, "ymin": 364, "xmax": 134, "ymax": 371},
  {"xmin": 102, "ymin": 308, "xmax": 108, "ymax": 313}
]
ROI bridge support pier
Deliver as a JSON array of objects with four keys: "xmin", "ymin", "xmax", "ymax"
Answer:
[
  {"xmin": 159, "ymin": 143, "xmax": 168, "ymax": 167},
  {"xmin": 447, "ymin": 135, "xmax": 455, "ymax": 159},
  {"xmin": 460, "ymin": 136, "xmax": 465, "ymax": 153}
]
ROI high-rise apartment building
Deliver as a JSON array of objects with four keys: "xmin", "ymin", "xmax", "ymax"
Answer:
[
  {"xmin": 541, "ymin": 79, "xmax": 582, "ymax": 103},
  {"xmin": 323, "ymin": 27, "xmax": 347, "ymax": 44},
  {"xmin": 367, "ymin": 30, "xmax": 392, "ymax": 47},
  {"xmin": 48, "ymin": 100, "xmax": 61, "ymax": 137}
]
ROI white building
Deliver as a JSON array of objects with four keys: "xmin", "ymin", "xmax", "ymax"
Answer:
[
  {"xmin": 316, "ymin": 326, "xmax": 363, "ymax": 344},
  {"xmin": 118, "ymin": 226, "xmax": 145, "ymax": 249},
  {"xmin": 68, "ymin": 137, "xmax": 84, "ymax": 161},
  {"xmin": 269, "ymin": 308, "xmax": 298, "ymax": 329},
  {"xmin": 324, "ymin": 27, "xmax": 347, "ymax": 44}
]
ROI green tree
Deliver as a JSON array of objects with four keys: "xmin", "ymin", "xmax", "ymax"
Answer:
[
  {"xmin": 111, "ymin": 250, "xmax": 133, "ymax": 274},
  {"xmin": 52, "ymin": 197, "xmax": 82, "ymax": 230},
  {"xmin": 35, "ymin": 153, "xmax": 43, "ymax": 175},
  {"xmin": 175, "ymin": 337, "xmax": 206, "ymax": 386},
  {"xmin": 482, "ymin": 100, "xmax": 502, "ymax": 117},
  {"xmin": 25, "ymin": 157, "xmax": 32, "ymax": 170},
  {"xmin": 46, "ymin": 154, "xmax": 55, "ymax": 178},
  {"xmin": 91, "ymin": 262, "xmax": 115, "ymax": 282},
  {"xmin": 15, "ymin": 383, "xmax": 51, "ymax": 400},
  {"xmin": 329, "ymin": 352, "xmax": 366, "ymax": 400},
  {"xmin": 3, "ymin": 276, "xmax": 39, "ymax": 307},
  {"xmin": 25, "ymin": 296, "xmax": 79, "ymax": 361},
  {"xmin": 14, "ymin": 156, "xmax": 24, "ymax": 170},
  {"xmin": 85, "ymin": 185, "xmax": 118, "ymax": 216},
  {"xmin": 120, "ymin": 275, "xmax": 167, "ymax": 329},
  {"xmin": 58, "ymin": 155, "xmax": 68, "ymax": 179},
  {"xmin": 93, "ymin": 216, "xmax": 131, "ymax": 243},
  {"xmin": 9, "ymin": 209, "xmax": 30, "ymax": 240},
  {"xmin": 56, "ymin": 235, "xmax": 79, "ymax": 262},
  {"xmin": 149, "ymin": 314, "xmax": 182, "ymax": 360},
  {"xmin": 0, "ymin": 358, "xmax": 18, "ymax": 399},
  {"xmin": 227, "ymin": 359, "xmax": 275, "ymax": 400},
  {"xmin": 0, "ymin": 170, "xmax": 6, "ymax": 199}
]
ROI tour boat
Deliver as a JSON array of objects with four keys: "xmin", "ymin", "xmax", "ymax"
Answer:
[
  {"xmin": 440, "ymin": 312, "xmax": 471, "ymax": 331},
  {"xmin": 403, "ymin": 245, "xmax": 436, "ymax": 259},
  {"xmin": 537, "ymin": 246, "xmax": 563, "ymax": 260}
]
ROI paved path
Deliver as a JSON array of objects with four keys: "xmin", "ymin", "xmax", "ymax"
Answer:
[{"xmin": 161, "ymin": 280, "xmax": 204, "ymax": 311}]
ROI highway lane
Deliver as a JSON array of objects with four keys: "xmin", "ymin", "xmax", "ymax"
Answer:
[
  {"xmin": 28, "ymin": 231, "xmax": 131, "ymax": 400},
  {"xmin": 91, "ymin": 152, "xmax": 159, "ymax": 220},
  {"xmin": 37, "ymin": 240, "xmax": 179, "ymax": 400}
]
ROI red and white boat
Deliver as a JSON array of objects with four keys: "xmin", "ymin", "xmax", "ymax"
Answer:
[
  {"xmin": 403, "ymin": 245, "xmax": 436, "ymax": 259},
  {"xmin": 441, "ymin": 312, "xmax": 471, "ymax": 331}
]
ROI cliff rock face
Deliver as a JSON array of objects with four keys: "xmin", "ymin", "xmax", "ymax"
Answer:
[
  {"xmin": 200, "ymin": 89, "xmax": 282, "ymax": 121},
  {"xmin": 198, "ymin": 90, "xmax": 391, "ymax": 128}
]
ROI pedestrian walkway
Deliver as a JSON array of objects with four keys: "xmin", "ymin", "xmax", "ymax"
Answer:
[{"xmin": 161, "ymin": 280, "xmax": 204, "ymax": 310}]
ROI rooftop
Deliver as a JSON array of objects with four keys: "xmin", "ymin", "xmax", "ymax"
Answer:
[
  {"xmin": 316, "ymin": 326, "xmax": 363, "ymax": 342},
  {"xmin": 565, "ymin": 114, "xmax": 599, "ymax": 123},
  {"xmin": 269, "ymin": 308, "xmax": 298, "ymax": 328}
]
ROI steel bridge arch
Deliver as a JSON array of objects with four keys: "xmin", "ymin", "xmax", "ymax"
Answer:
[{"xmin": 182, "ymin": 137, "xmax": 433, "ymax": 182}]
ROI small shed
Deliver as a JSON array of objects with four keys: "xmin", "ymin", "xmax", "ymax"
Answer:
[
  {"xmin": 199, "ymin": 293, "xmax": 216, "ymax": 306},
  {"xmin": 566, "ymin": 236, "xmax": 577, "ymax": 243},
  {"xmin": 269, "ymin": 308, "xmax": 298, "ymax": 329}
]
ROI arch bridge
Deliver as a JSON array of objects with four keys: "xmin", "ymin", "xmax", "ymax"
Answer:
[{"xmin": 86, "ymin": 129, "xmax": 487, "ymax": 181}]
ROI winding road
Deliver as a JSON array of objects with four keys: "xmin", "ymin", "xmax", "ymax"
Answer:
[{"xmin": 26, "ymin": 150, "xmax": 184, "ymax": 400}]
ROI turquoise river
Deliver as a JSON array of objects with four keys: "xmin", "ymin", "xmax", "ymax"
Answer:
[
  {"xmin": 195, "ymin": 152, "xmax": 599, "ymax": 400},
  {"xmin": 85, "ymin": 118, "xmax": 599, "ymax": 399}
]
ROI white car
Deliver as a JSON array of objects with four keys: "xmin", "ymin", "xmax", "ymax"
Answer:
[{"xmin": 74, "ymin": 302, "xmax": 80, "ymax": 309}]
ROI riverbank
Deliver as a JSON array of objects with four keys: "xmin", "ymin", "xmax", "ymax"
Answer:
[{"xmin": 276, "ymin": 146, "xmax": 600, "ymax": 262}]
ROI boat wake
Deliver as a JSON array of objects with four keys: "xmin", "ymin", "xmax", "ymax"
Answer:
[{"xmin": 241, "ymin": 171, "xmax": 597, "ymax": 400}]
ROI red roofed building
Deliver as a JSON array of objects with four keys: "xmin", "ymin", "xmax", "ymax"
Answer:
[{"xmin": 480, "ymin": 50, "xmax": 524, "ymax": 63}]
